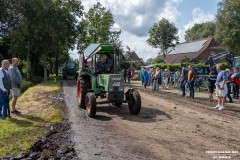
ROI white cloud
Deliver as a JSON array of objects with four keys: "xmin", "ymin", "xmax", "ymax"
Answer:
[
  {"xmin": 74, "ymin": 0, "xmax": 183, "ymax": 61},
  {"xmin": 179, "ymin": 7, "xmax": 215, "ymax": 42},
  {"xmin": 158, "ymin": 0, "xmax": 182, "ymax": 23}
]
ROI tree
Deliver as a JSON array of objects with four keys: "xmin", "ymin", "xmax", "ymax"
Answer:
[
  {"xmin": 147, "ymin": 18, "xmax": 178, "ymax": 63},
  {"xmin": 152, "ymin": 56, "xmax": 164, "ymax": 64},
  {"xmin": 109, "ymin": 30, "xmax": 123, "ymax": 51},
  {"xmin": 215, "ymin": 0, "xmax": 240, "ymax": 54},
  {"xmin": 2, "ymin": 0, "xmax": 83, "ymax": 80},
  {"xmin": 185, "ymin": 22, "xmax": 216, "ymax": 41},
  {"xmin": 146, "ymin": 58, "xmax": 154, "ymax": 65}
]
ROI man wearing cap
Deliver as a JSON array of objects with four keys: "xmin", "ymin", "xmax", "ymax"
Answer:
[
  {"xmin": 0, "ymin": 60, "xmax": 11, "ymax": 119},
  {"xmin": 8, "ymin": 58, "xmax": 23, "ymax": 114}
]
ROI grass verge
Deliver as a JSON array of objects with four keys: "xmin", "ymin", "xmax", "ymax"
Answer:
[{"xmin": 0, "ymin": 81, "xmax": 63, "ymax": 157}]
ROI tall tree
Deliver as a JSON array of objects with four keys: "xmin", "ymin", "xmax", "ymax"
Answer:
[
  {"xmin": 147, "ymin": 18, "xmax": 178, "ymax": 63},
  {"xmin": 3, "ymin": 0, "xmax": 83, "ymax": 80},
  {"xmin": 215, "ymin": 0, "xmax": 240, "ymax": 54},
  {"xmin": 77, "ymin": 2, "xmax": 115, "ymax": 53},
  {"xmin": 185, "ymin": 22, "xmax": 216, "ymax": 42}
]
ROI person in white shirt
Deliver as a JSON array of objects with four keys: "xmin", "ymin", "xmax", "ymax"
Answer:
[{"xmin": 0, "ymin": 60, "xmax": 11, "ymax": 118}]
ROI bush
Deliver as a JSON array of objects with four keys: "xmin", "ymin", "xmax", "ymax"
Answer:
[
  {"xmin": 21, "ymin": 81, "xmax": 34, "ymax": 93},
  {"xmin": 30, "ymin": 76, "xmax": 44, "ymax": 83}
]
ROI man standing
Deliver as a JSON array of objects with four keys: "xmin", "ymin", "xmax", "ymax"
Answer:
[
  {"xmin": 127, "ymin": 68, "xmax": 131, "ymax": 83},
  {"xmin": 180, "ymin": 64, "xmax": 188, "ymax": 96},
  {"xmin": 8, "ymin": 58, "xmax": 23, "ymax": 114},
  {"xmin": 0, "ymin": 60, "xmax": 11, "ymax": 118},
  {"xmin": 232, "ymin": 67, "xmax": 239, "ymax": 99},
  {"xmin": 187, "ymin": 65, "xmax": 196, "ymax": 99}
]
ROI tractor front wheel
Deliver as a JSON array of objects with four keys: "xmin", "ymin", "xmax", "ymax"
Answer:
[
  {"xmin": 85, "ymin": 92, "xmax": 97, "ymax": 118},
  {"xmin": 77, "ymin": 77, "xmax": 88, "ymax": 109},
  {"xmin": 127, "ymin": 90, "xmax": 141, "ymax": 115}
]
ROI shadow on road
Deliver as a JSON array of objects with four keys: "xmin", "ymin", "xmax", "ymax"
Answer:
[
  {"xmin": 94, "ymin": 115, "xmax": 112, "ymax": 121},
  {"xmin": 97, "ymin": 104, "xmax": 172, "ymax": 123}
]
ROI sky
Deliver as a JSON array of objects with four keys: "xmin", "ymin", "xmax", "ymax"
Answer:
[{"xmin": 70, "ymin": 0, "xmax": 221, "ymax": 61}]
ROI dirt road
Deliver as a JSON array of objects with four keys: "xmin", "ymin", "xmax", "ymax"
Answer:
[{"xmin": 63, "ymin": 80, "xmax": 240, "ymax": 160}]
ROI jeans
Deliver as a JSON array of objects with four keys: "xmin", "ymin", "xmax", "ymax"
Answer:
[
  {"xmin": 233, "ymin": 82, "xmax": 239, "ymax": 98},
  {"xmin": 226, "ymin": 84, "xmax": 233, "ymax": 102},
  {"xmin": 188, "ymin": 80, "xmax": 195, "ymax": 98},
  {"xmin": 144, "ymin": 79, "xmax": 148, "ymax": 88},
  {"xmin": 141, "ymin": 76, "xmax": 144, "ymax": 85},
  {"xmin": 180, "ymin": 78, "xmax": 186, "ymax": 96},
  {"xmin": 152, "ymin": 79, "xmax": 159, "ymax": 91},
  {"xmin": 0, "ymin": 90, "xmax": 10, "ymax": 118},
  {"xmin": 127, "ymin": 76, "xmax": 131, "ymax": 83}
]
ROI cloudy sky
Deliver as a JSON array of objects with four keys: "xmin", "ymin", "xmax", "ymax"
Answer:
[{"xmin": 70, "ymin": 0, "xmax": 221, "ymax": 61}]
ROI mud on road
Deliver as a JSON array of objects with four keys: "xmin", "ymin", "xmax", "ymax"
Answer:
[{"xmin": 63, "ymin": 80, "xmax": 240, "ymax": 160}]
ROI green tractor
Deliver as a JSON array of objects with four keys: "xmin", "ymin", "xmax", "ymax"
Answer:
[
  {"xmin": 76, "ymin": 44, "xmax": 141, "ymax": 118},
  {"xmin": 62, "ymin": 61, "xmax": 79, "ymax": 80}
]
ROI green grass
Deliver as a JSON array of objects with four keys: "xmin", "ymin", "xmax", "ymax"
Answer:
[{"xmin": 0, "ymin": 80, "xmax": 63, "ymax": 157}]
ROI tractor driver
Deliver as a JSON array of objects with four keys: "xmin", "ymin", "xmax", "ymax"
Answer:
[
  {"xmin": 96, "ymin": 57, "xmax": 107, "ymax": 74},
  {"xmin": 106, "ymin": 53, "xmax": 114, "ymax": 73}
]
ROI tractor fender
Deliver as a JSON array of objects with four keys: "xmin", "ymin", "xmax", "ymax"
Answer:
[
  {"xmin": 125, "ymin": 88, "xmax": 137, "ymax": 100},
  {"xmin": 87, "ymin": 89, "xmax": 94, "ymax": 92}
]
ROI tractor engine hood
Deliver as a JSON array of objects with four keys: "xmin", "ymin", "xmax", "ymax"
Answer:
[{"xmin": 97, "ymin": 74, "xmax": 124, "ymax": 92}]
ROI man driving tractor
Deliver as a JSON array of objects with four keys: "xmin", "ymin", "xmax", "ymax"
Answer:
[{"xmin": 96, "ymin": 53, "xmax": 114, "ymax": 74}]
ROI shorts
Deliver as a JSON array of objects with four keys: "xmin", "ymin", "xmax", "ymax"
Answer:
[
  {"xmin": 215, "ymin": 84, "xmax": 227, "ymax": 97},
  {"xmin": 208, "ymin": 86, "xmax": 215, "ymax": 93},
  {"xmin": 11, "ymin": 88, "xmax": 21, "ymax": 97}
]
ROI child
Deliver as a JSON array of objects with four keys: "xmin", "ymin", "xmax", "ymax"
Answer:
[{"xmin": 208, "ymin": 71, "xmax": 216, "ymax": 102}]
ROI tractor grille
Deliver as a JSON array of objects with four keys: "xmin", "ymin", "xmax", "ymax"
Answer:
[{"xmin": 109, "ymin": 75, "xmax": 124, "ymax": 92}]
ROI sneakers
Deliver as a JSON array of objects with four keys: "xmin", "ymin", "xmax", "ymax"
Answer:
[
  {"xmin": 213, "ymin": 105, "xmax": 221, "ymax": 109},
  {"xmin": 218, "ymin": 106, "xmax": 225, "ymax": 111}
]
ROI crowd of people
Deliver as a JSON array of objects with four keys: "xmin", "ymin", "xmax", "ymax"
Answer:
[
  {"xmin": 140, "ymin": 63, "xmax": 240, "ymax": 111},
  {"xmin": 0, "ymin": 58, "xmax": 23, "ymax": 119}
]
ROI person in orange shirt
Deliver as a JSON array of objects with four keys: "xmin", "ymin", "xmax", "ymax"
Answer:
[{"xmin": 187, "ymin": 65, "xmax": 196, "ymax": 98}]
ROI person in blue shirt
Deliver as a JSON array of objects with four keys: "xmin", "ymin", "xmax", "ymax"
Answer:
[
  {"xmin": 214, "ymin": 64, "xmax": 228, "ymax": 110},
  {"xmin": 225, "ymin": 69, "xmax": 233, "ymax": 103},
  {"xmin": 143, "ymin": 68, "xmax": 149, "ymax": 88},
  {"xmin": 180, "ymin": 64, "xmax": 188, "ymax": 96},
  {"xmin": 140, "ymin": 67, "xmax": 145, "ymax": 85}
]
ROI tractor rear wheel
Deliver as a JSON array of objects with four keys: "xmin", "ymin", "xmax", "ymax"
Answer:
[
  {"xmin": 85, "ymin": 92, "xmax": 96, "ymax": 118},
  {"xmin": 77, "ymin": 76, "xmax": 88, "ymax": 109},
  {"xmin": 128, "ymin": 90, "xmax": 141, "ymax": 115}
]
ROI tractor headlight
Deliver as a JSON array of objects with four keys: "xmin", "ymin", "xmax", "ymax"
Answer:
[{"xmin": 118, "ymin": 87, "xmax": 124, "ymax": 91}]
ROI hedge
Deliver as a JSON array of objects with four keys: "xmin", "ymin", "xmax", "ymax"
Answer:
[{"xmin": 152, "ymin": 62, "xmax": 231, "ymax": 71}]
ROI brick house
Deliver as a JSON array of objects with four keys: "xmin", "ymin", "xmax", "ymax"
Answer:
[{"xmin": 159, "ymin": 37, "xmax": 226, "ymax": 64}]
